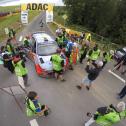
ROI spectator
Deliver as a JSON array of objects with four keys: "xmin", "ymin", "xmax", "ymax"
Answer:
[{"xmin": 76, "ymin": 60, "xmax": 103, "ymax": 90}]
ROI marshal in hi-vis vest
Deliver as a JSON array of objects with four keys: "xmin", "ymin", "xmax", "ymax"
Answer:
[
  {"xmin": 25, "ymin": 97, "xmax": 41, "ymax": 117},
  {"xmin": 89, "ymin": 49, "xmax": 100, "ymax": 61},
  {"xmin": 51, "ymin": 54, "xmax": 63, "ymax": 71},
  {"xmin": 12, "ymin": 60, "xmax": 28, "ymax": 77}
]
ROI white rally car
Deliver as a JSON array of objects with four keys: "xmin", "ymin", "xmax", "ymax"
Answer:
[{"xmin": 29, "ymin": 32, "xmax": 58, "ymax": 76}]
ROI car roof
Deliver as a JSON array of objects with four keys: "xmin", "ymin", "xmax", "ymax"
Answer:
[{"xmin": 32, "ymin": 32, "xmax": 55, "ymax": 44}]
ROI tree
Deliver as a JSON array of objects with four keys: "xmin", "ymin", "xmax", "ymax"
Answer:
[{"xmin": 63, "ymin": 0, "xmax": 126, "ymax": 45}]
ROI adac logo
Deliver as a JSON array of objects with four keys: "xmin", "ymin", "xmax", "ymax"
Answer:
[{"xmin": 21, "ymin": 3, "xmax": 53, "ymax": 11}]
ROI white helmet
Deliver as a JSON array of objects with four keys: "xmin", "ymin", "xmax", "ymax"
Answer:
[
  {"xmin": 110, "ymin": 50, "xmax": 114, "ymax": 55},
  {"xmin": 96, "ymin": 60, "xmax": 103, "ymax": 67},
  {"xmin": 117, "ymin": 101, "xmax": 126, "ymax": 112}
]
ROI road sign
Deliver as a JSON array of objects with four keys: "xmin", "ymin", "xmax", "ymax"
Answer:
[
  {"xmin": 62, "ymin": 14, "xmax": 68, "ymax": 20},
  {"xmin": 46, "ymin": 4, "xmax": 53, "ymax": 23},
  {"xmin": 46, "ymin": 11, "xmax": 53, "ymax": 23},
  {"xmin": 21, "ymin": 11, "xmax": 28, "ymax": 24}
]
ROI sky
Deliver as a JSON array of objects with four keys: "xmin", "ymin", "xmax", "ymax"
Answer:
[{"xmin": 0, "ymin": 0, "xmax": 64, "ymax": 6}]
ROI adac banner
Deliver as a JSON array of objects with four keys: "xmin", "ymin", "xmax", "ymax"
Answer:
[
  {"xmin": 21, "ymin": 3, "xmax": 53, "ymax": 12},
  {"xmin": 21, "ymin": 3, "xmax": 53, "ymax": 23}
]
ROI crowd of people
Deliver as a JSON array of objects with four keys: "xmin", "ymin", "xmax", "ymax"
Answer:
[
  {"xmin": 54, "ymin": 27, "xmax": 126, "ymax": 126},
  {"xmin": 0, "ymin": 26, "xmax": 126, "ymax": 125}
]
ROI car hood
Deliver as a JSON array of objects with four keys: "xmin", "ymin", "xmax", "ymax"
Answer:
[
  {"xmin": 38, "ymin": 55, "xmax": 53, "ymax": 71},
  {"xmin": 38, "ymin": 55, "xmax": 51, "ymax": 62}
]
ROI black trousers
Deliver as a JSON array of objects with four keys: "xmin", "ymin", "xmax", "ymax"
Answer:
[
  {"xmin": 118, "ymin": 85, "xmax": 126, "ymax": 99},
  {"xmin": 23, "ymin": 74, "xmax": 28, "ymax": 86},
  {"xmin": 102, "ymin": 61, "xmax": 107, "ymax": 68},
  {"xmin": 79, "ymin": 52, "xmax": 87, "ymax": 63}
]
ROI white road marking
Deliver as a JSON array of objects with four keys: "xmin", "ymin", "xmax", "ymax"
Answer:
[
  {"xmin": 29, "ymin": 119, "xmax": 39, "ymax": 126},
  {"xmin": 19, "ymin": 36, "xmax": 23, "ymax": 42},
  {"xmin": 108, "ymin": 69, "xmax": 126, "ymax": 83}
]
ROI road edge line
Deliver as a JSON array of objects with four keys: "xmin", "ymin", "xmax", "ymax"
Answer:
[{"xmin": 108, "ymin": 69, "xmax": 126, "ymax": 83}]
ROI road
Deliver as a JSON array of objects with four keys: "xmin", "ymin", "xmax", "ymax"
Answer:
[{"xmin": 0, "ymin": 12, "xmax": 126, "ymax": 126}]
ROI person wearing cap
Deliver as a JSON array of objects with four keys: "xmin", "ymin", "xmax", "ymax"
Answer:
[
  {"xmin": 25, "ymin": 91, "xmax": 49, "ymax": 117},
  {"xmin": 76, "ymin": 60, "xmax": 103, "ymax": 90},
  {"xmin": 50, "ymin": 49, "xmax": 65, "ymax": 81},
  {"xmin": 102, "ymin": 50, "xmax": 114, "ymax": 68},
  {"xmin": 12, "ymin": 55, "xmax": 28, "ymax": 89},
  {"xmin": 84, "ymin": 101, "xmax": 126, "ymax": 126}
]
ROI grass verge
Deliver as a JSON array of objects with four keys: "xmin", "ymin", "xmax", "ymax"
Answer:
[{"xmin": 0, "ymin": 6, "xmax": 41, "ymax": 42}]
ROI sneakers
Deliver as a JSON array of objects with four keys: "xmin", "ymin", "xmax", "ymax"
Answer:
[
  {"xmin": 76, "ymin": 85, "xmax": 90, "ymax": 90},
  {"xmin": 86, "ymin": 86, "xmax": 90, "ymax": 90},
  {"xmin": 76, "ymin": 85, "xmax": 82, "ymax": 90},
  {"xmin": 61, "ymin": 79, "xmax": 66, "ymax": 82}
]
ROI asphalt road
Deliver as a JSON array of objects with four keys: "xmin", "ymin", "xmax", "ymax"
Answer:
[{"xmin": 0, "ymin": 12, "xmax": 126, "ymax": 126}]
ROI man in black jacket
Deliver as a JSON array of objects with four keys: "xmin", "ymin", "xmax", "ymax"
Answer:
[{"xmin": 76, "ymin": 60, "xmax": 103, "ymax": 90}]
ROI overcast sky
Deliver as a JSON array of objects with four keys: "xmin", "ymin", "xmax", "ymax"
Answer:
[{"xmin": 0, "ymin": 0, "xmax": 64, "ymax": 6}]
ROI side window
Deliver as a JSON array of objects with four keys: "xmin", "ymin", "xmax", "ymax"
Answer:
[{"xmin": 31, "ymin": 37, "xmax": 36, "ymax": 53}]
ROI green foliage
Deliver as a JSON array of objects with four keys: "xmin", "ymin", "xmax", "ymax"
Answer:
[{"xmin": 63, "ymin": 0, "xmax": 126, "ymax": 45}]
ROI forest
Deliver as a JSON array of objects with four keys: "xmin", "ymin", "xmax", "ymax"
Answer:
[{"xmin": 63, "ymin": 0, "xmax": 126, "ymax": 45}]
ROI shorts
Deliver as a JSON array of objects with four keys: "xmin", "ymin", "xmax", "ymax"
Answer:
[
  {"xmin": 82, "ymin": 76, "xmax": 92, "ymax": 85},
  {"xmin": 53, "ymin": 69, "xmax": 63, "ymax": 75}
]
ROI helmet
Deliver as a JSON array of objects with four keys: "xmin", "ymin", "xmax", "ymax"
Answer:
[
  {"xmin": 117, "ymin": 101, "xmax": 125, "ymax": 112},
  {"xmin": 110, "ymin": 50, "xmax": 114, "ymax": 55},
  {"xmin": 96, "ymin": 60, "xmax": 103, "ymax": 67}
]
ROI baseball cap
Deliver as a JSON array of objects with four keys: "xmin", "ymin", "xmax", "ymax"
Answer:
[
  {"xmin": 117, "ymin": 101, "xmax": 125, "ymax": 111},
  {"xmin": 95, "ymin": 60, "xmax": 103, "ymax": 67}
]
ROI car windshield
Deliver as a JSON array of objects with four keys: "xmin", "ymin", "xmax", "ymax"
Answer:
[{"xmin": 37, "ymin": 43, "xmax": 58, "ymax": 56}]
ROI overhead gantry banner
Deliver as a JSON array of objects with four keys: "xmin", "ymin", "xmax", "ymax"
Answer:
[{"xmin": 21, "ymin": 3, "xmax": 53, "ymax": 24}]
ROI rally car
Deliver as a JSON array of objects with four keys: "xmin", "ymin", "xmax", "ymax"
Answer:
[{"xmin": 28, "ymin": 31, "xmax": 58, "ymax": 77}]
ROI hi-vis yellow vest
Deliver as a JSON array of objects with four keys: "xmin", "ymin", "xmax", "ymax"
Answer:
[
  {"xmin": 89, "ymin": 49, "xmax": 100, "ymax": 61},
  {"xmin": 12, "ymin": 60, "xmax": 28, "ymax": 76},
  {"xmin": 85, "ymin": 33, "xmax": 91, "ymax": 41},
  {"xmin": 25, "ymin": 97, "xmax": 41, "ymax": 117}
]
